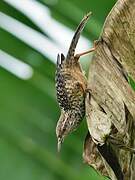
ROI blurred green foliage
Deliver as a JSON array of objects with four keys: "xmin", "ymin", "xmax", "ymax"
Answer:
[
  {"xmin": 128, "ymin": 76, "xmax": 135, "ymax": 91},
  {"xmin": 0, "ymin": 0, "xmax": 116, "ymax": 180}
]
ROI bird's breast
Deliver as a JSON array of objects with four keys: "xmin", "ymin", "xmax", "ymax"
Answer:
[{"xmin": 56, "ymin": 66, "xmax": 86, "ymax": 116}]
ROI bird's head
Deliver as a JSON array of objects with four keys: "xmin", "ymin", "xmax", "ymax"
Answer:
[{"xmin": 56, "ymin": 110, "xmax": 76, "ymax": 152}]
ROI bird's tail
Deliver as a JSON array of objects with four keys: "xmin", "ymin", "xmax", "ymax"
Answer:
[{"xmin": 66, "ymin": 12, "xmax": 91, "ymax": 60}]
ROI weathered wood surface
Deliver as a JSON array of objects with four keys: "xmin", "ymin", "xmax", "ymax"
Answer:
[
  {"xmin": 83, "ymin": 132, "xmax": 108, "ymax": 177},
  {"xmin": 83, "ymin": 0, "xmax": 135, "ymax": 179}
]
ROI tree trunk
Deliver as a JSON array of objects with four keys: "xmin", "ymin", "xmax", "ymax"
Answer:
[{"xmin": 83, "ymin": 0, "xmax": 135, "ymax": 179}]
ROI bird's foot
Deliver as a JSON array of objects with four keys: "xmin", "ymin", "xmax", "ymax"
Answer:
[{"xmin": 74, "ymin": 39, "xmax": 100, "ymax": 59}]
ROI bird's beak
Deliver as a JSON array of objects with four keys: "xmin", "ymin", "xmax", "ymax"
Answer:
[{"xmin": 57, "ymin": 137, "xmax": 63, "ymax": 153}]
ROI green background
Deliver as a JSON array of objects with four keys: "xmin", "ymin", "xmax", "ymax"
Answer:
[{"xmin": 0, "ymin": 0, "xmax": 117, "ymax": 180}]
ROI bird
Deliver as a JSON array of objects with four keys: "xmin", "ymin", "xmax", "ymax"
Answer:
[{"xmin": 55, "ymin": 12, "xmax": 96, "ymax": 152}]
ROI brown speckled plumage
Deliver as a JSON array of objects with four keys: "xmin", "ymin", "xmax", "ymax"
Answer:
[{"xmin": 55, "ymin": 13, "xmax": 91, "ymax": 151}]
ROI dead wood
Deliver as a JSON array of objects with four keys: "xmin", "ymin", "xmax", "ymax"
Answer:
[{"xmin": 83, "ymin": 0, "xmax": 135, "ymax": 179}]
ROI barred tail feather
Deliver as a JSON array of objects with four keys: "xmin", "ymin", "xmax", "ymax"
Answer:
[{"xmin": 66, "ymin": 12, "xmax": 92, "ymax": 60}]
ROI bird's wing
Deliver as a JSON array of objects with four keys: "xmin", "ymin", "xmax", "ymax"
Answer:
[{"xmin": 55, "ymin": 53, "xmax": 70, "ymax": 110}]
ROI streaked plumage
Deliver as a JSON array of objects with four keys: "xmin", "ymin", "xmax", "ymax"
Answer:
[{"xmin": 55, "ymin": 13, "xmax": 91, "ymax": 151}]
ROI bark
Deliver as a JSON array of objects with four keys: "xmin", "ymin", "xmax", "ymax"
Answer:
[{"xmin": 83, "ymin": 0, "xmax": 135, "ymax": 179}]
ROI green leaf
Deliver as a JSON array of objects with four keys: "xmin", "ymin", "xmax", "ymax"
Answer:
[{"xmin": 128, "ymin": 76, "xmax": 135, "ymax": 91}]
